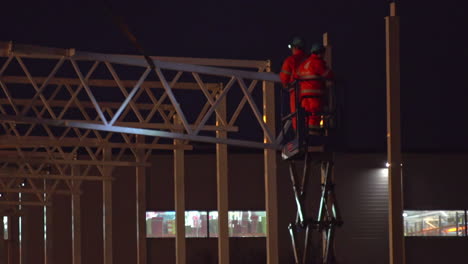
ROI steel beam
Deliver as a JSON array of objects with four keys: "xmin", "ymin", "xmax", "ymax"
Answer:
[
  {"xmin": 116, "ymin": 54, "xmax": 267, "ymax": 69},
  {"xmin": 0, "ymin": 76, "xmax": 219, "ymax": 90},
  {"xmin": 0, "ymin": 157, "xmax": 150, "ymax": 167},
  {"xmin": 0, "ymin": 173, "xmax": 111, "ymax": 181},
  {"xmin": 0, "ymin": 151, "xmax": 73, "ymax": 159},
  {"xmin": 0, "ymin": 201, "xmax": 48, "ymax": 206},
  {"xmin": 0, "ymin": 98, "xmax": 239, "ymax": 133},
  {"xmin": 0, "ymin": 136, "xmax": 193, "ymax": 150},
  {"xmin": 0, "ymin": 41, "xmax": 267, "ymax": 69},
  {"xmin": 0, "ymin": 115, "xmax": 279, "ymax": 150},
  {"xmin": 71, "ymin": 51, "xmax": 280, "ymax": 82},
  {"xmin": 0, "ymin": 189, "xmax": 72, "ymax": 195}
]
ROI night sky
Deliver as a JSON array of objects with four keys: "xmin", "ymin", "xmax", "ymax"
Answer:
[{"xmin": 1, "ymin": 0, "xmax": 467, "ymax": 152}]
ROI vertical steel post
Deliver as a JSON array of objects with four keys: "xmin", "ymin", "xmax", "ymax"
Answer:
[
  {"xmin": 0, "ymin": 214, "xmax": 5, "ymax": 264},
  {"xmin": 263, "ymin": 61, "xmax": 278, "ymax": 264},
  {"xmin": 44, "ymin": 180, "xmax": 53, "ymax": 264},
  {"xmin": 103, "ymin": 147, "xmax": 113, "ymax": 264},
  {"xmin": 71, "ymin": 165, "xmax": 81, "ymax": 264},
  {"xmin": 18, "ymin": 194, "xmax": 23, "ymax": 264},
  {"xmin": 216, "ymin": 84, "xmax": 229, "ymax": 264},
  {"xmin": 323, "ymin": 32, "xmax": 334, "ymax": 115},
  {"xmin": 174, "ymin": 115, "xmax": 186, "ymax": 264},
  {"xmin": 386, "ymin": 3, "xmax": 405, "ymax": 264},
  {"xmin": 465, "ymin": 210, "xmax": 468, "ymax": 237},
  {"xmin": 136, "ymin": 135, "xmax": 147, "ymax": 264},
  {"xmin": 8, "ymin": 211, "xmax": 18, "ymax": 264}
]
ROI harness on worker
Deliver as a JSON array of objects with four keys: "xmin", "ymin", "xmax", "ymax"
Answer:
[{"xmin": 280, "ymin": 77, "xmax": 342, "ymax": 264}]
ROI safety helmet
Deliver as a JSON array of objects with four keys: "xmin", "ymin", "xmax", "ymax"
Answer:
[
  {"xmin": 310, "ymin": 43, "xmax": 325, "ymax": 54},
  {"xmin": 288, "ymin": 36, "xmax": 306, "ymax": 50}
]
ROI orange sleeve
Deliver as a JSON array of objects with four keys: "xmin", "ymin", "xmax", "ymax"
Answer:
[
  {"xmin": 280, "ymin": 57, "xmax": 293, "ymax": 87},
  {"xmin": 315, "ymin": 59, "xmax": 334, "ymax": 80}
]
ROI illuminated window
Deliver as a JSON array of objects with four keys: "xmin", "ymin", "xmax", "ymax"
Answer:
[
  {"xmin": 146, "ymin": 211, "xmax": 176, "ymax": 238},
  {"xmin": 146, "ymin": 210, "xmax": 267, "ymax": 238},
  {"xmin": 3, "ymin": 216, "xmax": 8, "ymax": 240},
  {"xmin": 403, "ymin": 210, "xmax": 467, "ymax": 237},
  {"xmin": 209, "ymin": 211, "xmax": 267, "ymax": 238},
  {"xmin": 146, "ymin": 211, "xmax": 208, "ymax": 238},
  {"xmin": 185, "ymin": 211, "xmax": 208, "ymax": 238}
]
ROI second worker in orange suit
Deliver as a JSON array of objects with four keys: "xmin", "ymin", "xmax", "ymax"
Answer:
[
  {"xmin": 279, "ymin": 36, "xmax": 308, "ymax": 129},
  {"xmin": 297, "ymin": 43, "xmax": 334, "ymax": 130}
]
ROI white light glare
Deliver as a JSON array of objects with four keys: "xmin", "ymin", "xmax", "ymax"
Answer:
[
  {"xmin": 385, "ymin": 162, "xmax": 390, "ymax": 168},
  {"xmin": 402, "ymin": 213, "xmax": 408, "ymax": 217}
]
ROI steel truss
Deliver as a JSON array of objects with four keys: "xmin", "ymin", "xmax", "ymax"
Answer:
[
  {"xmin": 0, "ymin": 41, "xmax": 281, "ymax": 201},
  {"xmin": 0, "ymin": 41, "xmax": 280, "ymax": 263},
  {"xmin": 0, "ymin": 41, "xmax": 281, "ymax": 149}
]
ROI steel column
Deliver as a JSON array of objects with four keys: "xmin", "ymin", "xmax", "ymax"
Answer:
[
  {"xmin": 71, "ymin": 165, "xmax": 81, "ymax": 264},
  {"xmin": 386, "ymin": 3, "xmax": 405, "ymax": 264},
  {"xmin": 136, "ymin": 136, "xmax": 146, "ymax": 264},
  {"xmin": 263, "ymin": 61, "xmax": 278, "ymax": 264},
  {"xmin": 44, "ymin": 182, "xmax": 53, "ymax": 264},
  {"xmin": 216, "ymin": 88, "xmax": 229, "ymax": 264},
  {"xmin": 173, "ymin": 116, "xmax": 186, "ymax": 264},
  {"xmin": 102, "ymin": 147, "xmax": 113, "ymax": 264},
  {"xmin": 0, "ymin": 215, "xmax": 5, "ymax": 264}
]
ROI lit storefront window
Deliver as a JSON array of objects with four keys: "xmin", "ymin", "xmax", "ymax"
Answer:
[
  {"xmin": 403, "ymin": 210, "xmax": 467, "ymax": 237},
  {"xmin": 146, "ymin": 211, "xmax": 207, "ymax": 238},
  {"xmin": 146, "ymin": 211, "xmax": 176, "ymax": 238},
  {"xmin": 209, "ymin": 211, "xmax": 267, "ymax": 238},
  {"xmin": 185, "ymin": 211, "xmax": 208, "ymax": 238},
  {"xmin": 146, "ymin": 211, "xmax": 267, "ymax": 238},
  {"xmin": 3, "ymin": 216, "xmax": 8, "ymax": 240}
]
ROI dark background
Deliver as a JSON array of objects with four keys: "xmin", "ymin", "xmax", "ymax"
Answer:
[{"xmin": 1, "ymin": 0, "xmax": 467, "ymax": 152}]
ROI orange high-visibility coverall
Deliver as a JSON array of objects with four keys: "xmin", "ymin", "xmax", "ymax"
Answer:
[
  {"xmin": 279, "ymin": 49, "xmax": 307, "ymax": 129},
  {"xmin": 297, "ymin": 53, "xmax": 334, "ymax": 128}
]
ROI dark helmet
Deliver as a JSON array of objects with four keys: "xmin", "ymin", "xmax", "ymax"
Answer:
[
  {"xmin": 310, "ymin": 43, "xmax": 326, "ymax": 54},
  {"xmin": 288, "ymin": 36, "xmax": 306, "ymax": 50}
]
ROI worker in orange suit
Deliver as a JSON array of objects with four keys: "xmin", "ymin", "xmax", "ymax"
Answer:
[
  {"xmin": 297, "ymin": 43, "xmax": 334, "ymax": 130},
  {"xmin": 280, "ymin": 37, "xmax": 308, "ymax": 129}
]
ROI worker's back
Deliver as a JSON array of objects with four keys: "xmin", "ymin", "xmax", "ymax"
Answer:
[
  {"xmin": 280, "ymin": 49, "xmax": 308, "ymax": 87},
  {"xmin": 297, "ymin": 53, "xmax": 333, "ymax": 94}
]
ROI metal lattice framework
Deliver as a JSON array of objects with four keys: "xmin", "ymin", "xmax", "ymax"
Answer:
[
  {"xmin": 0, "ymin": 41, "xmax": 281, "ymax": 148},
  {"xmin": 0, "ymin": 41, "xmax": 281, "ymax": 203},
  {"xmin": 0, "ymin": 41, "xmax": 280, "ymax": 264}
]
